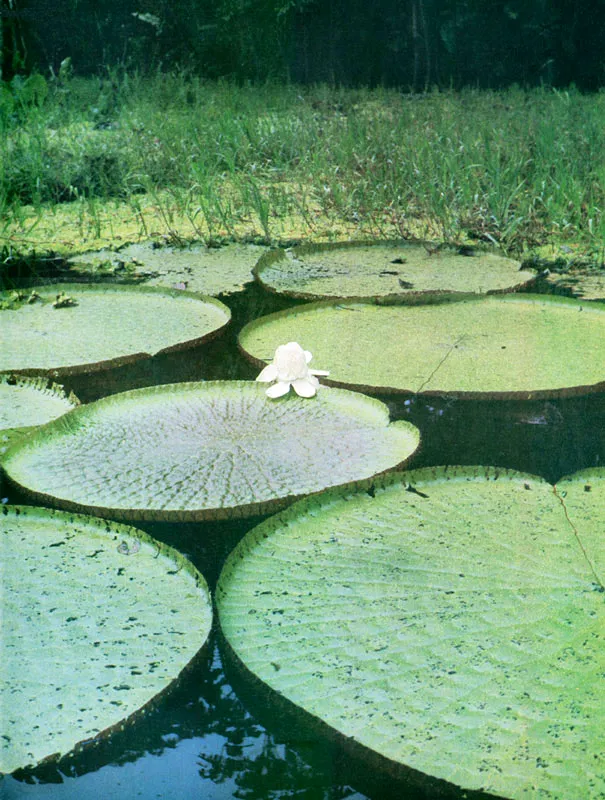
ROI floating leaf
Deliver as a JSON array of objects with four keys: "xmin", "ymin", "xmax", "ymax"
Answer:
[
  {"xmin": 217, "ymin": 466, "xmax": 605, "ymax": 800},
  {"xmin": 1, "ymin": 283, "xmax": 230, "ymax": 378},
  {"xmin": 555, "ymin": 467, "xmax": 605, "ymax": 579},
  {"xmin": 545, "ymin": 268, "xmax": 605, "ymax": 301},
  {"xmin": 0, "ymin": 375, "xmax": 79, "ymax": 455},
  {"xmin": 2, "ymin": 381, "xmax": 419, "ymax": 522},
  {"xmin": 239, "ymin": 294, "xmax": 605, "ymax": 399},
  {"xmin": 0, "ymin": 505, "xmax": 212, "ymax": 774},
  {"xmin": 67, "ymin": 242, "xmax": 268, "ymax": 295},
  {"xmin": 254, "ymin": 241, "xmax": 535, "ymax": 301}
]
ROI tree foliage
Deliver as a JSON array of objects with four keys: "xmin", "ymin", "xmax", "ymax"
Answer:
[{"xmin": 3, "ymin": 0, "xmax": 605, "ymax": 88}]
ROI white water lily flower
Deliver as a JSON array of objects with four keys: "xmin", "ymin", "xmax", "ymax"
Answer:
[{"xmin": 256, "ymin": 341, "xmax": 329, "ymax": 399}]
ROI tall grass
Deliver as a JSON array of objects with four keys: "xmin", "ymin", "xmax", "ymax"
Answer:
[{"xmin": 2, "ymin": 72, "xmax": 605, "ymax": 252}]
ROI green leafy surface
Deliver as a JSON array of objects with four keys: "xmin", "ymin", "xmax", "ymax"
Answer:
[
  {"xmin": 68, "ymin": 242, "xmax": 268, "ymax": 295},
  {"xmin": 1, "ymin": 284, "xmax": 230, "ymax": 376},
  {"xmin": 239, "ymin": 294, "xmax": 605, "ymax": 398},
  {"xmin": 0, "ymin": 505, "xmax": 212, "ymax": 774},
  {"xmin": 0, "ymin": 376, "xmax": 80, "ymax": 457},
  {"xmin": 217, "ymin": 466, "xmax": 605, "ymax": 799},
  {"xmin": 2, "ymin": 381, "xmax": 419, "ymax": 521},
  {"xmin": 555, "ymin": 468, "xmax": 605, "ymax": 580},
  {"xmin": 255, "ymin": 241, "xmax": 534, "ymax": 300},
  {"xmin": 0, "ymin": 375, "xmax": 78, "ymax": 431},
  {"xmin": 545, "ymin": 268, "xmax": 605, "ymax": 301}
]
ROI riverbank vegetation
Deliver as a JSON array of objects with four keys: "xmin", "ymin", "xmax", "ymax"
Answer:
[{"xmin": 2, "ymin": 73, "xmax": 605, "ymax": 261}]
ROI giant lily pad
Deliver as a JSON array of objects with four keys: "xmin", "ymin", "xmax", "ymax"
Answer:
[
  {"xmin": 254, "ymin": 241, "xmax": 535, "ymax": 301},
  {"xmin": 1, "ymin": 283, "xmax": 230, "ymax": 377},
  {"xmin": 546, "ymin": 268, "xmax": 605, "ymax": 301},
  {"xmin": 0, "ymin": 374, "xmax": 79, "ymax": 454},
  {"xmin": 67, "ymin": 241, "xmax": 268, "ymax": 295},
  {"xmin": 2, "ymin": 381, "xmax": 419, "ymax": 522},
  {"xmin": 0, "ymin": 504, "xmax": 212, "ymax": 774},
  {"xmin": 217, "ymin": 466, "xmax": 605, "ymax": 800},
  {"xmin": 238, "ymin": 294, "xmax": 605, "ymax": 399}
]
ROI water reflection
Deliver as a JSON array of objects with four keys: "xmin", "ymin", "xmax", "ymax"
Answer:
[{"xmin": 2, "ymin": 638, "xmax": 367, "ymax": 800}]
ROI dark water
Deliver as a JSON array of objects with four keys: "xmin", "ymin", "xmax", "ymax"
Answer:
[{"xmin": 2, "ymin": 275, "xmax": 604, "ymax": 800}]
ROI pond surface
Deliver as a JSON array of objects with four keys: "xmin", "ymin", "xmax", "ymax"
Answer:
[{"xmin": 2, "ymin": 275, "xmax": 603, "ymax": 800}]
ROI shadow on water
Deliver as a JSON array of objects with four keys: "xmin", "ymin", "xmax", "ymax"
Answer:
[
  {"xmin": 385, "ymin": 392, "xmax": 605, "ymax": 484},
  {"xmin": 2, "ymin": 267, "xmax": 604, "ymax": 800}
]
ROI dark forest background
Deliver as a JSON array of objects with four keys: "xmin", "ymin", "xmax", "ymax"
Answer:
[{"xmin": 1, "ymin": 0, "xmax": 604, "ymax": 89}]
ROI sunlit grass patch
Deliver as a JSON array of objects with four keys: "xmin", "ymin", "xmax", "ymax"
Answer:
[
  {"xmin": 2, "ymin": 76, "xmax": 605, "ymax": 258},
  {"xmin": 3, "ymin": 185, "xmax": 436, "ymax": 257}
]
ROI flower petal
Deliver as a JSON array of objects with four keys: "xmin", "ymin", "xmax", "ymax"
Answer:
[
  {"xmin": 304, "ymin": 350, "xmax": 313, "ymax": 363},
  {"xmin": 291, "ymin": 378, "xmax": 317, "ymax": 398},
  {"xmin": 274, "ymin": 342, "xmax": 308, "ymax": 382},
  {"xmin": 266, "ymin": 381, "xmax": 291, "ymax": 398},
  {"xmin": 256, "ymin": 364, "xmax": 278, "ymax": 382},
  {"xmin": 309, "ymin": 369, "xmax": 330, "ymax": 377}
]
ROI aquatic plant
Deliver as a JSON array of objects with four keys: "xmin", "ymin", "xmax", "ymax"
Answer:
[
  {"xmin": 256, "ymin": 342, "xmax": 329, "ymax": 398},
  {"xmin": 4, "ymin": 80, "xmax": 605, "ymax": 253},
  {"xmin": 2, "ymin": 381, "xmax": 420, "ymax": 521},
  {"xmin": 1, "ymin": 283, "xmax": 230, "ymax": 378},
  {"xmin": 0, "ymin": 374, "xmax": 79, "ymax": 455},
  {"xmin": 1, "ymin": 505, "xmax": 212, "ymax": 775},
  {"xmin": 239, "ymin": 294, "xmax": 605, "ymax": 399},
  {"xmin": 66, "ymin": 241, "xmax": 269, "ymax": 296},
  {"xmin": 254, "ymin": 240, "xmax": 536, "ymax": 301},
  {"xmin": 217, "ymin": 465, "xmax": 605, "ymax": 799}
]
